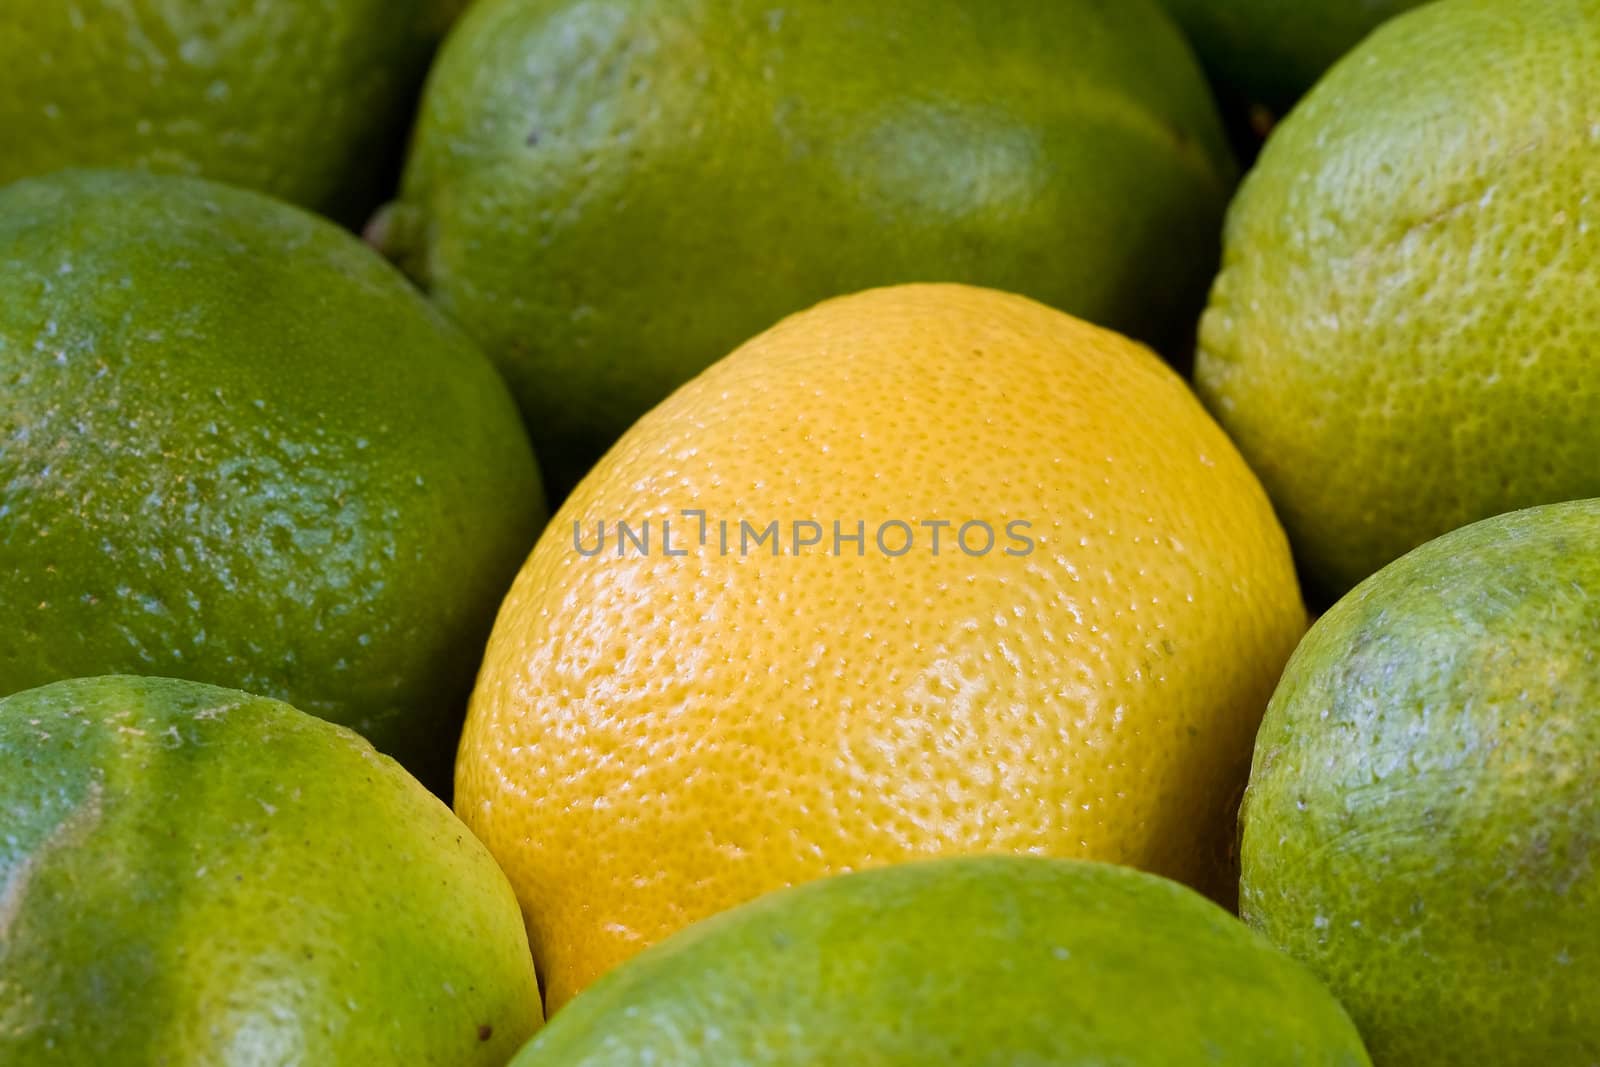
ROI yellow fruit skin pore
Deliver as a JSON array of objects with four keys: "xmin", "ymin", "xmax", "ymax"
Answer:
[{"xmin": 458, "ymin": 285, "xmax": 1306, "ymax": 1009}]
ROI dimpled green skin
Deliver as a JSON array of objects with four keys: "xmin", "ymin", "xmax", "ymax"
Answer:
[
  {"xmin": 511, "ymin": 856, "xmax": 1370, "ymax": 1066},
  {"xmin": 0, "ymin": 170, "xmax": 545, "ymax": 788},
  {"xmin": 1195, "ymin": 0, "xmax": 1600, "ymax": 603},
  {"xmin": 381, "ymin": 0, "xmax": 1236, "ymax": 492},
  {"xmin": 0, "ymin": 675, "xmax": 542, "ymax": 1063},
  {"xmin": 1241, "ymin": 500, "xmax": 1600, "ymax": 1066},
  {"xmin": 0, "ymin": 0, "xmax": 466, "ymax": 221},
  {"xmin": 1155, "ymin": 0, "xmax": 1426, "ymax": 110}
]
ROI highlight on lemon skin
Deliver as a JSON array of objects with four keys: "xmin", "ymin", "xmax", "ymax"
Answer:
[{"xmin": 455, "ymin": 282, "xmax": 1307, "ymax": 1010}]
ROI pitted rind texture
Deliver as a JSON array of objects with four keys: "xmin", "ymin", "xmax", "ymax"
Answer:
[
  {"xmin": 1241, "ymin": 499, "xmax": 1600, "ymax": 1066},
  {"xmin": 458, "ymin": 283, "xmax": 1305, "ymax": 1008},
  {"xmin": 0, "ymin": 170, "xmax": 546, "ymax": 786},
  {"xmin": 0, "ymin": 0, "xmax": 461, "ymax": 218},
  {"xmin": 392, "ymin": 0, "xmax": 1237, "ymax": 490},
  {"xmin": 514, "ymin": 857, "xmax": 1370, "ymax": 1065},
  {"xmin": 0, "ymin": 675, "xmax": 542, "ymax": 1063},
  {"xmin": 1196, "ymin": 0, "xmax": 1600, "ymax": 601}
]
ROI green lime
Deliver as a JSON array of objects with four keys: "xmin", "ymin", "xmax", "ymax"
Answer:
[
  {"xmin": 1195, "ymin": 0, "xmax": 1600, "ymax": 601},
  {"xmin": 1242, "ymin": 499, "xmax": 1600, "ymax": 1065},
  {"xmin": 513, "ymin": 856, "xmax": 1369, "ymax": 1065},
  {"xmin": 0, "ymin": 0, "xmax": 466, "ymax": 220},
  {"xmin": 0, "ymin": 674, "xmax": 542, "ymax": 1063},
  {"xmin": 1156, "ymin": 0, "xmax": 1427, "ymax": 111},
  {"xmin": 0, "ymin": 169, "xmax": 545, "ymax": 788},
  {"xmin": 377, "ymin": 0, "xmax": 1236, "ymax": 492}
]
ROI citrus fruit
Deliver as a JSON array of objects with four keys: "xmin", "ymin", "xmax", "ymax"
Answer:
[
  {"xmin": 375, "ymin": 0, "xmax": 1237, "ymax": 492},
  {"xmin": 457, "ymin": 283, "xmax": 1306, "ymax": 1008},
  {"xmin": 1156, "ymin": 0, "xmax": 1427, "ymax": 111},
  {"xmin": 0, "ymin": 169, "xmax": 545, "ymax": 789},
  {"xmin": 1194, "ymin": 0, "xmax": 1600, "ymax": 603},
  {"xmin": 512, "ymin": 857, "xmax": 1370, "ymax": 1065},
  {"xmin": 0, "ymin": 0, "xmax": 465, "ymax": 220},
  {"xmin": 0, "ymin": 674, "xmax": 542, "ymax": 1063},
  {"xmin": 1240, "ymin": 499, "xmax": 1600, "ymax": 1065}
]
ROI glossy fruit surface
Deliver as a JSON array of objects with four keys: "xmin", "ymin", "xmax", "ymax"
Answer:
[
  {"xmin": 0, "ymin": 0, "xmax": 465, "ymax": 219},
  {"xmin": 1242, "ymin": 500, "xmax": 1600, "ymax": 1065},
  {"xmin": 379, "ymin": 0, "xmax": 1236, "ymax": 490},
  {"xmin": 513, "ymin": 857, "xmax": 1370, "ymax": 1066},
  {"xmin": 0, "ymin": 675, "xmax": 542, "ymax": 1064},
  {"xmin": 0, "ymin": 169, "xmax": 545, "ymax": 786},
  {"xmin": 458, "ymin": 283, "xmax": 1304, "ymax": 1007},
  {"xmin": 1196, "ymin": 0, "xmax": 1600, "ymax": 601}
]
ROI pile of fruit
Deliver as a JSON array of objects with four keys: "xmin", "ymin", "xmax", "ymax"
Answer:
[{"xmin": 1, "ymin": 0, "xmax": 1595, "ymax": 1063}]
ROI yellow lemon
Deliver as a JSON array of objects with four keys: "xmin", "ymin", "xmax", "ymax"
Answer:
[{"xmin": 457, "ymin": 284, "xmax": 1305, "ymax": 1009}]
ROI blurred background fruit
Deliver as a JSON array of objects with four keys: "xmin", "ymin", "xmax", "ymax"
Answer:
[
  {"xmin": 1241, "ymin": 500, "xmax": 1600, "ymax": 1066},
  {"xmin": 457, "ymin": 284, "xmax": 1306, "ymax": 1008},
  {"xmin": 1195, "ymin": 0, "xmax": 1600, "ymax": 604},
  {"xmin": 0, "ymin": 675, "xmax": 542, "ymax": 1063},
  {"xmin": 0, "ymin": 0, "xmax": 467, "ymax": 223},
  {"xmin": 1156, "ymin": 0, "xmax": 1427, "ymax": 113},
  {"xmin": 513, "ymin": 857, "xmax": 1371, "ymax": 1065},
  {"xmin": 375, "ymin": 0, "xmax": 1237, "ymax": 494},
  {"xmin": 0, "ymin": 170, "xmax": 545, "ymax": 789}
]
